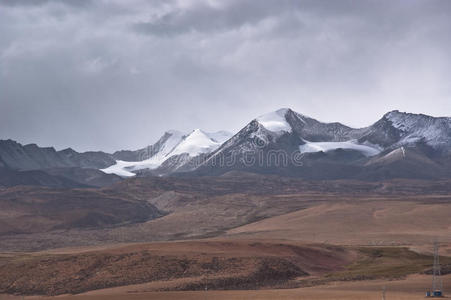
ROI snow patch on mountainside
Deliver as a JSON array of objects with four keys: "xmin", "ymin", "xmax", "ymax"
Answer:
[
  {"xmin": 101, "ymin": 152, "xmax": 172, "ymax": 177},
  {"xmin": 256, "ymin": 108, "xmax": 292, "ymax": 133},
  {"xmin": 101, "ymin": 160, "xmax": 138, "ymax": 177},
  {"xmin": 300, "ymin": 140, "xmax": 381, "ymax": 156}
]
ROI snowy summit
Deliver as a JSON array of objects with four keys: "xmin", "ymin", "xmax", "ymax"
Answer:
[{"xmin": 256, "ymin": 108, "xmax": 292, "ymax": 133}]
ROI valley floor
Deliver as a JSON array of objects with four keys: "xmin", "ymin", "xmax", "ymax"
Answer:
[{"xmin": 1, "ymin": 178, "xmax": 451, "ymax": 299}]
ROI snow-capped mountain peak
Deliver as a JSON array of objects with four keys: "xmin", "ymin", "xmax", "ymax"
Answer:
[
  {"xmin": 170, "ymin": 129, "xmax": 223, "ymax": 157},
  {"xmin": 155, "ymin": 130, "xmax": 187, "ymax": 157},
  {"xmin": 101, "ymin": 129, "xmax": 233, "ymax": 177},
  {"xmin": 383, "ymin": 110, "xmax": 451, "ymax": 149},
  {"xmin": 384, "ymin": 110, "xmax": 431, "ymax": 131},
  {"xmin": 256, "ymin": 108, "xmax": 293, "ymax": 133}
]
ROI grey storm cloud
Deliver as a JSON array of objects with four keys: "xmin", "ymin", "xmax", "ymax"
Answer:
[
  {"xmin": 1, "ymin": 0, "xmax": 451, "ymax": 152},
  {"xmin": 0, "ymin": 0, "xmax": 93, "ymax": 7},
  {"xmin": 132, "ymin": 0, "xmax": 306, "ymax": 36}
]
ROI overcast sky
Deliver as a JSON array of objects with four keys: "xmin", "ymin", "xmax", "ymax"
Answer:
[{"xmin": 1, "ymin": 0, "xmax": 451, "ymax": 152}]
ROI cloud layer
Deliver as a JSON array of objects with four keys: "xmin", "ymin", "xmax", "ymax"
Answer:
[{"xmin": 1, "ymin": 0, "xmax": 450, "ymax": 152}]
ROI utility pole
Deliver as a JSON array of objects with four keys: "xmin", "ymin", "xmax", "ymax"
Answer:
[
  {"xmin": 204, "ymin": 275, "xmax": 208, "ymax": 300},
  {"xmin": 432, "ymin": 241, "xmax": 443, "ymax": 295},
  {"xmin": 382, "ymin": 285, "xmax": 386, "ymax": 300}
]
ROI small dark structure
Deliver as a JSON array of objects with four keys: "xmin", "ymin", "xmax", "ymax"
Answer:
[{"xmin": 426, "ymin": 291, "xmax": 443, "ymax": 297}]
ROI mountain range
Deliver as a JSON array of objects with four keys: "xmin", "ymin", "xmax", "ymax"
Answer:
[{"xmin": 1, "ymin": 108, "xmax": 450, "ymax": 187}]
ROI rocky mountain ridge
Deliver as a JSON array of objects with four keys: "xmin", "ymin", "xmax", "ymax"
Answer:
[{"xmin": 1, "ymin": 109, "xmax": 450, "ymax": 184}]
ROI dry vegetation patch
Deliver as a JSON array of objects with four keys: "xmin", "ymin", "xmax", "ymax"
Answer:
[{"xmin": 0, "ymin": 241, "xmax": 351, "ymax": 296}]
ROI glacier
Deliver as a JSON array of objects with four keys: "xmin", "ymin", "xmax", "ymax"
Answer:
[{"xmin": 300, "ymin": 140, "xmax": 381, "ymax": 156}]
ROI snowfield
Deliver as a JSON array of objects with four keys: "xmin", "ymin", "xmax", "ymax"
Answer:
[
  {"xmin": 101, "ymin": 160, "xmax": 139, "ymax": 177},
  {"xmin": 300, "ymin": 140, "xmax": 381, "ymax": 156}
]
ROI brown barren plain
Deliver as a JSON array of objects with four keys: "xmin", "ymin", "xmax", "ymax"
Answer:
[{"xmin": 1, "ymin": 177, "xmax": 451, "ymax": 299}]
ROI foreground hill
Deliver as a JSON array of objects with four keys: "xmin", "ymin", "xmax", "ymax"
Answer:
[
  {"xmin": 16, "ymin": 274, "xmax": 451, "ymax": 300},
  {"xmin": 0, "ymin": 239, "xmax": 448, "ymax": 297},
  {"xmin": 0, "ymin": 241, "xmax": 354, "ymax": 295}
]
